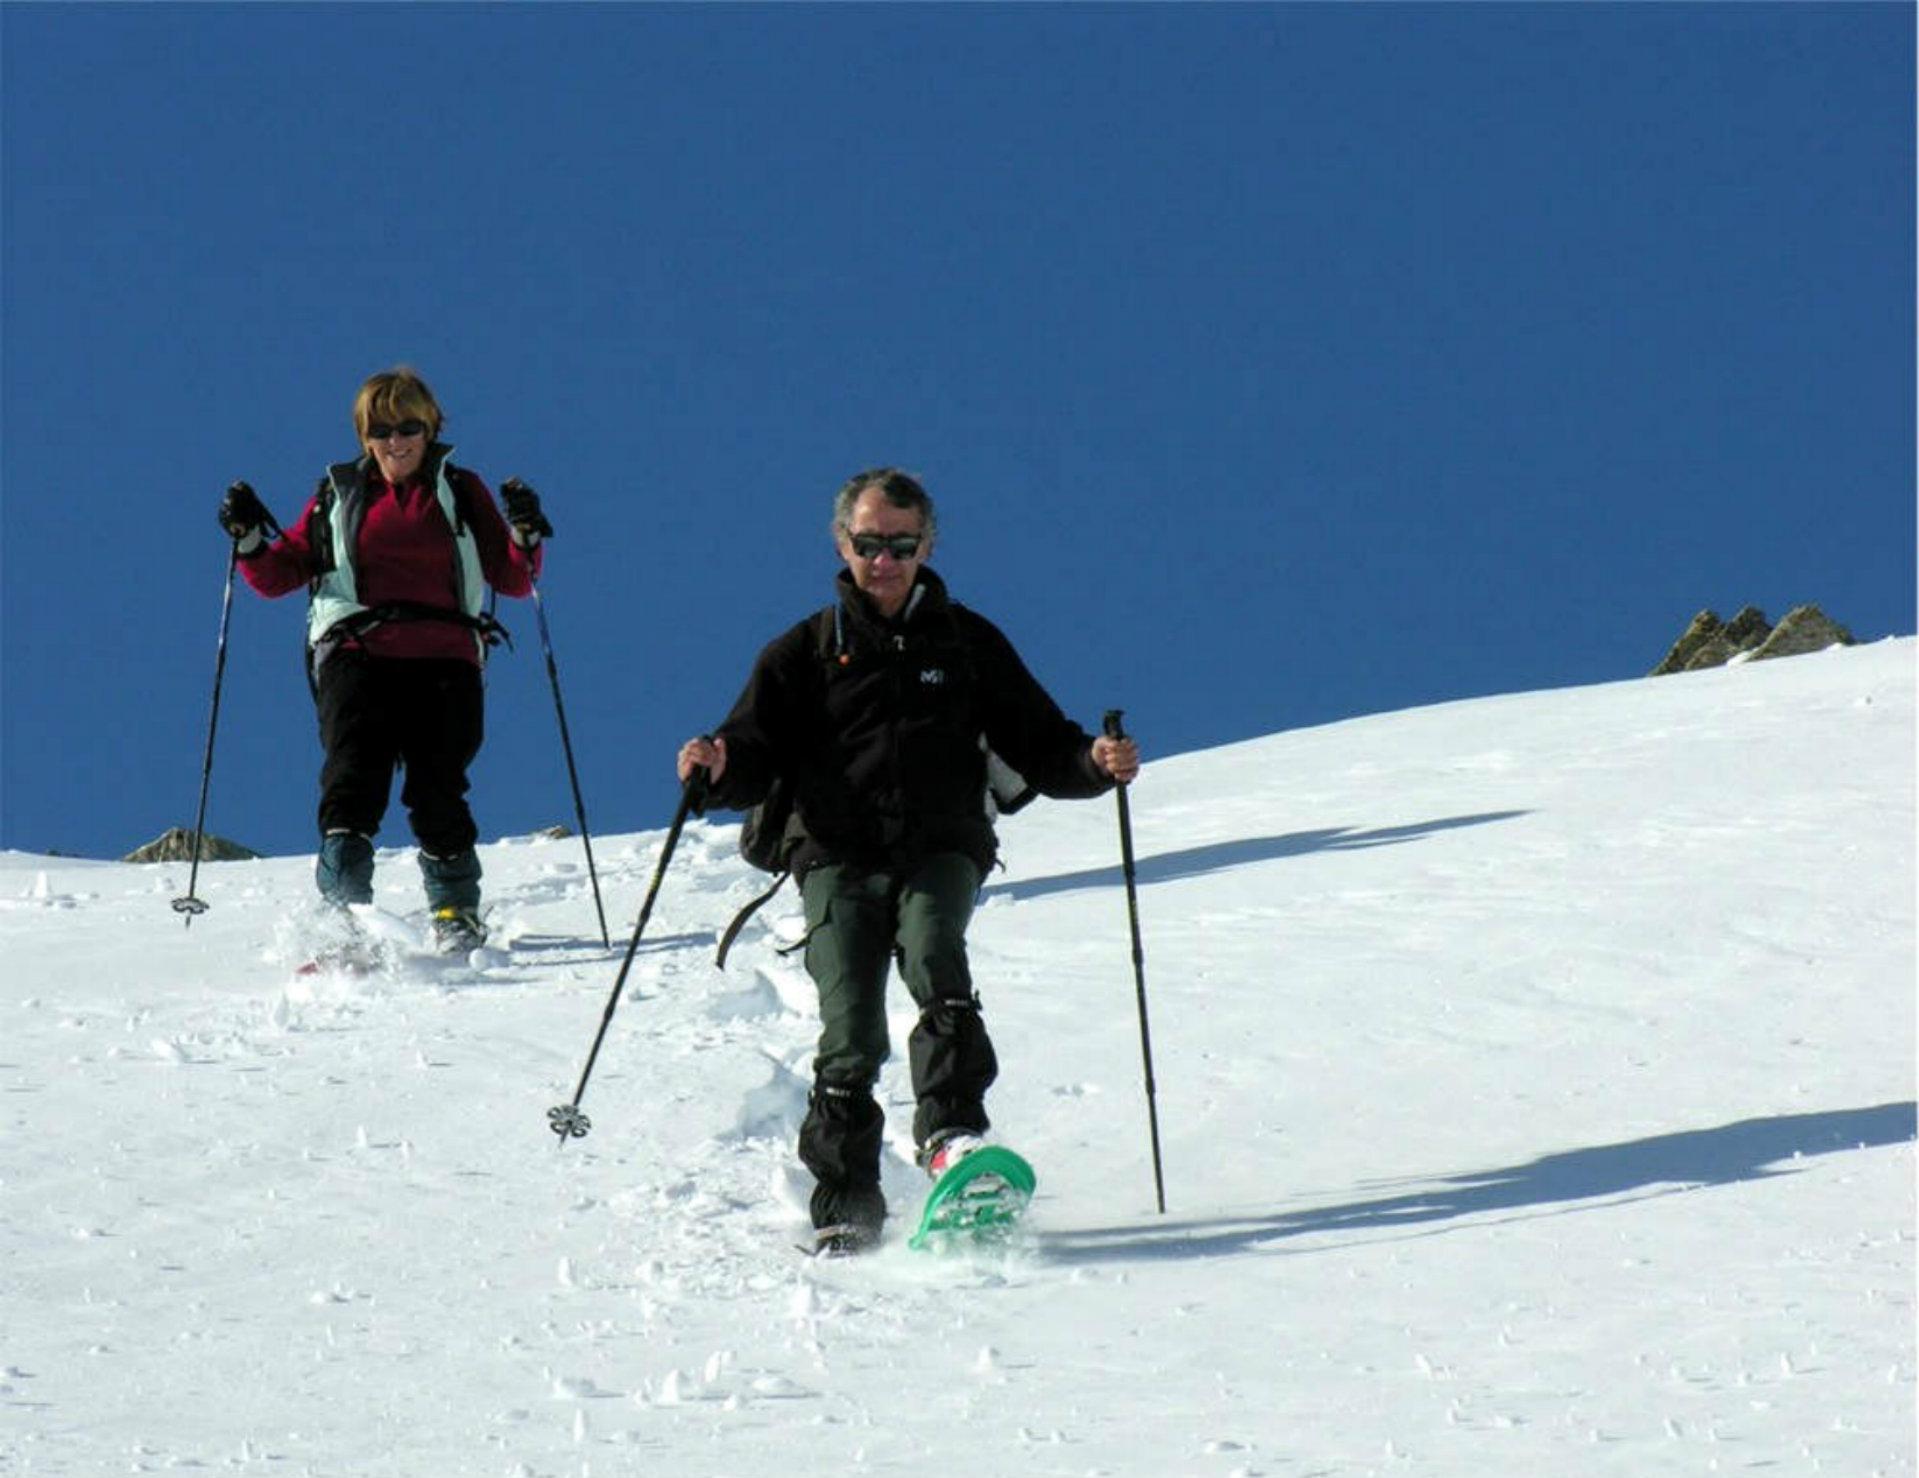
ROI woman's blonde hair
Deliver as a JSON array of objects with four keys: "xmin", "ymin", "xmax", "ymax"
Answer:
[{"xmin": 352, "ymin": 366, "xmax": 444, "ymax": 446}]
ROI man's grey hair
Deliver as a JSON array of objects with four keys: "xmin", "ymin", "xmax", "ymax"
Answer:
[{"xmin": 832, "ymin": 467, "xmax": 938, "ymax": 545}]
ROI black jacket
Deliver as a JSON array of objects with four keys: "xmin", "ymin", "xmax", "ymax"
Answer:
[{"xmin": 710, "ymin": 568, "xmax": 1112, "ymax": 877}]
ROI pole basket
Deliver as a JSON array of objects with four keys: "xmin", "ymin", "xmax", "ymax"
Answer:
[{"xmin": 548, "ymin": 1104, "xmax": 591, "ymax": 1141}]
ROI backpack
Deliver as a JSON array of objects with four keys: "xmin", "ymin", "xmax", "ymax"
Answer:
[
  {"xmin": 713, "ymin": 605, "xmax": 1034, "ymax": 969},
  {"xmin": 736, "ymin": 777, "xmax": 800, "ymax": 875}
]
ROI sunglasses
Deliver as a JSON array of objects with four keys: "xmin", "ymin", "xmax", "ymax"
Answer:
[
  {"xmin": 366, "ymin": 418, "xmax": 428, "ymax": 440},
  {"xmin": 848, "ymin": 531, "xmax": 924, "ymax": 560}
]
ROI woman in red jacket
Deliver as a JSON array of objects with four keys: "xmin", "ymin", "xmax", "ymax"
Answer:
[{"xmin": 217, "ymin": 367, "xmax": 551, "ymax": 951}]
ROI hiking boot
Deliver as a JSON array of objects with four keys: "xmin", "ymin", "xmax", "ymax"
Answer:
[
  {"xmin": 430, "ymin": 906, "xmax": 487, "ymax": 954},
  {"xmin": 922, "ymin": 1131, "xmax": 986, "ymax": 1179}
]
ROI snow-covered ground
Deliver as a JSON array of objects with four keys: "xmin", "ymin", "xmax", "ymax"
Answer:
[{"xmin": 4, "ymin": 640, "xmax": 1913, "ymax": 1478}]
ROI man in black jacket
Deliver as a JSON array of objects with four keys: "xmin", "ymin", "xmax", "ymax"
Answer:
[{"xmin": 678, "ymin": 467, "xmax": 1140, "ymax": 1251}]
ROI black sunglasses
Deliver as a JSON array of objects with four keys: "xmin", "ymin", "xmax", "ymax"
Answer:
[
  {"xmin": 366, "ymin": 418, "xmax": 428, "ymax": 440},
  {"xmin": 848, "ymin": 531, "xmax": 924, "ymax": 560}
]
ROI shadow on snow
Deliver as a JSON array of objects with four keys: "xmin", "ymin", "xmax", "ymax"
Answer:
[
  {"xmin": 507, "ymin": 929, "xmax": 713, "ymax": 956},
  {"xmin": 984, "ymin": 810, "xmax": 1531, "ymax": 904},
  {"xmin": 1042, "ymin": 1102, "xmax": 1917, "ymax": 1262}
]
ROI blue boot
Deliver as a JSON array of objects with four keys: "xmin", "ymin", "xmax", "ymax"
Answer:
[
  {"xmin": 316, "ymin": 830, "xmax": 374, "ymax": 906},
  {"xmin": 420, "ymin": 848, "xmax": 485, "ymax": 951}
]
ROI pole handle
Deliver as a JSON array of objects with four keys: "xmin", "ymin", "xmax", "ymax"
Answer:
[{"xmin": 1102, "ymin": 709, "xmax": 1127, "ymax": 741}]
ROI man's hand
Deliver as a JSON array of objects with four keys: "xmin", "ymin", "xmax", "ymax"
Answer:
[
  {"xmin": 1091, "ymin": 734, "xmax": 1140, "ymax": 784},
  {"xmin": 677, "ymin": 735, "xmax": 727, "ymax": 785}
]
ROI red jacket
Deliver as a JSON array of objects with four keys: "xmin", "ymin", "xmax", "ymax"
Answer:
[{"xmin": 241, "ymin": 460, "xmax": 541, "ymax": 665}]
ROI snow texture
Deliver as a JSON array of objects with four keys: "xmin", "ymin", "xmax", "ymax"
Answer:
[{"xmin": 3, "ymin": 640, "xmax": 1913, "ymax": 1476}]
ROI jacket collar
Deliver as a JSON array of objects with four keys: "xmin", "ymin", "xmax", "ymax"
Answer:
[{"xmin": 835, "ymin": 564, "xmax": 947, "ymax": 633}]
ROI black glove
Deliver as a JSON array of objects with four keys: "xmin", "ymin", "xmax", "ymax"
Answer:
[
  {"xmin": 501, "ymin": 478, "xmax": 553, "ymax": 546},
  {"xmin": 218, "ymin": 481, "xmax": 270, "ymax": 549}
]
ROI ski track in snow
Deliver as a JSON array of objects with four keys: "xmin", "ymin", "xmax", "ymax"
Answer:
[{"xmin": 2, "ymin": 641, "xmax": 1913, "ymax": 1476}]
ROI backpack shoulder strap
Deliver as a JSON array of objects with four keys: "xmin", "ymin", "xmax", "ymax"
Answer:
[
  {"xmin": 714, "ymin": 871, "xmax": 791, "ymax": 971},
  {"xmin": 442, "ymin": 458, "xmax": 473, "ymax": 537},
  {"xmin": 815, "ymin": 603, "xmax": 844, "ymax": 664},
  {"xmin": 309, "ymin": 472, "xmax": 341, "ymax": 574}
]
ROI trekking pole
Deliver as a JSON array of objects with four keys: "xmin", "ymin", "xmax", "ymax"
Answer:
[
  {"xmin": 171, "ymin": 543, "xmax": 242, "ymax": 925},
  {"xmin": 1103, "ymin": 709, "xmax": 1166, "ymax": 1213},
  {"xmin": 529, "ymin": 582, "xmax": 611, "ymax": 949},
  {"xmin": 547, "ymin": 766, "xmax": 709, "ymax": 1144}
]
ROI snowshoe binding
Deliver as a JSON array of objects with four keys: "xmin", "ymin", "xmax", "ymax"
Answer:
[
  {"xmin": 921, "ymin": 1130, "xmax": 986, "ymax": 1179},
  {"xmin": 429, "ymin": 906, "xmax": 487, "ymax": 955},
  {"xmin": 909, "ymin": 1144, "xmax": 1036, "ymax": 1251},
  {"xmin": 809, "ymin": 1222, "xmax": 881, "ymax": 1258}
]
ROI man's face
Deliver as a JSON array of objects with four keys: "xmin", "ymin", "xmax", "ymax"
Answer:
[{"xmin": 835, "ymin": 486, "xmax": 930, "ymax": 619}]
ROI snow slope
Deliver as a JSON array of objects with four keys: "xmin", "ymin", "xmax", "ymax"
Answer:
[{"xmin": 4, "ymin": 640, "xmax": 1913, "ymax": 1477}]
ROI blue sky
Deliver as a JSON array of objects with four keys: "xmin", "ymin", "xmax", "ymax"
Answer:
[{"xmin": 3, "ymin": 3, "xmax": 1912, "ymax": 862}]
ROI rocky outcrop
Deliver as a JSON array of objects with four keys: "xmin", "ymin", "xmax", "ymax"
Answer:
[
  {"xmin": 1750, "ymin": 604, "xmax": 1857, "ymax": 662},
  {"xmin": 1652, "ymin": 606, "xmax": 1770, "ymax": 674},
  {"xmin": 1652, "ymin": 604, "xmax": 1854, "ymax": 675},
  {"xmin": 123, "ymin": 828, "xmax": 259, "ymax": 863}
]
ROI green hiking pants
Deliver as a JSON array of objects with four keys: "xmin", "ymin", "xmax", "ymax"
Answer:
[{"xmin": 798, "ymin": 852, "xmax": 997, "ymax": 1191}]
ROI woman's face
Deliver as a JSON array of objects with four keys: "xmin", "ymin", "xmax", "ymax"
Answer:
[{"xmin": 365, "ymin": 415, "xmax": 429, "ymax": 485}]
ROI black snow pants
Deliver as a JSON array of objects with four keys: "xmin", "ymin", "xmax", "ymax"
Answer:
[{"xmin": 314, "ymin": 650, "xmax": 484, "ymax": 855}]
